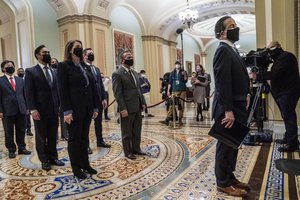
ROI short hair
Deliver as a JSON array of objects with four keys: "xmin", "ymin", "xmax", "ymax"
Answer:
[
  {"xmin": 64, "ymin": 40, "xmax": 82, "ymax": 61},
  {"xmin": 215, "ymin": 16, "xmax": 231, "ymax": 39},
  {"xmin": 175, "ymin": 61, "xmax": 181, "ymax": 65},
  {"xmin": 120, "ymin": 49, "xmax": 132, "ymax": 61},
  {"xmin": 1, "ymin": 60, "xmax": 15, "ymax": 72},
  {"xmin": 140, "ymin": 70, "xmax": 146, "ymax": 74},
  {"xmin": 51, "ymin": 58, "xmax": 59, "ymax": 63},
  {"xmin": 83, "ymin": 48, "xmax": 92, "ymax": 56},
  {"xmin": 34, "ymin": 45, "xmax": 46, "ymax": 60},
  {"xmin": 17, "ymin": 68, "xmax": 24, "ymax": 72}
]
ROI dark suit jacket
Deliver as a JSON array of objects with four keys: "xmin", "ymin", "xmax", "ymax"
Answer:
[
  {"xmin": 24, "ymin": 64, "xmax": 59, "ymax": 116},
  {"xmin": 91, "ymin": 65, "xmax": 107, "ymax": 108},
  {"xmin": 212, "ymin": 42, "xmax": 250, "ymax": 122},
  {"xmin": 57, "ymin": 60, "xmax": 97, "ymax": 119},
  {"xmin": 112, "ymin": 66, "xmax": 145, "ymax": 113},
  {"xmin": 0, "ymin": 76, "xmax": 27, "ymax": 116}
]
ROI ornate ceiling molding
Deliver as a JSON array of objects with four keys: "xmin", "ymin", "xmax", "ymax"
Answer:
[
  {"xmin": 57, "ymin": 14, "xmax": 111, "ymax": 27},
  {"xmin": 142, "ymin": 35, "xmax": 177, "ymax": 46}
]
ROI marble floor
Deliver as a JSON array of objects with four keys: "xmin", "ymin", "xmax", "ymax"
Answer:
[{"xmin": 0, "ymin": 104, "xmax": 299, "ymax": 200}]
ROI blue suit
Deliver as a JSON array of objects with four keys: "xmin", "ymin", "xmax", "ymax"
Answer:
[{"xmin": 0, "ymin": 75, "xmax": 27, "ymax": 152}]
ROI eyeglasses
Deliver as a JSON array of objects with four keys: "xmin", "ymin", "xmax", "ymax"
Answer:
[{"xmin": 41, "ymin": 51, "xmax": 50, "ymax": 54}]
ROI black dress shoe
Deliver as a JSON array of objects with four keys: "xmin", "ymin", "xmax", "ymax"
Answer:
[
  {"xmin": 97, "ymin": 142, "xmax": 111, "ymax": 148},
  {"xmin": 83, "ymin": 167, "xmax": 97, "ymax": 174},
  {"xmin": 18, "ymin": 149, "xmax": 31, "ymax": 155},
  {"xmin": 105, "ymin": 117, "xmax": 111, "ymax": 120},
  {"xmin": 134, "ymin": 151, "xmax": 147, "ymax": 156},
  {"xmin": 159, "ymin": 120, "xmax": 169, "ymax": 126},
  {"xmin": 88, "ymin": 147, "xmax": 93, "ymax": 154},
  {"xmin": 147, "ymin": 114, "xmax": 155, "ymax": 117},
  {"xmin": 278, "ymin": 145, "xmax": 299, "ymax": 152},
  {"xmin": 73, "ymin": 169, "xmax": 87, "ymax": 179},
  {"xmin": 26, "ymin": 132, "xmax": 33, "ymax": 136},
  {"xmin": 8, "ymin": 152, "xmax": 16, "ymax": 159},
  {"xmin": 42, "ymin": 162, "xmax": 51, "ymax": 171},
  {"xmin": 125, "ymin": 154, "xmax": 136, "ymax": 160},
  {"xmin": 48, "ymin": 159, "xmax": 65, "ymax": 166}
]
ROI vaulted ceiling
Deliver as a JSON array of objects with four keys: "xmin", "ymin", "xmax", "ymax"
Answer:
[{"xmin": 1, "ymin": 0, "xmax": 256, "ymax": 40}]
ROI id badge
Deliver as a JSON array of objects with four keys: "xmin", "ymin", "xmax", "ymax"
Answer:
[{"xmin": 175, "ymin": 80, "xmax": 179, "ymax": 85}]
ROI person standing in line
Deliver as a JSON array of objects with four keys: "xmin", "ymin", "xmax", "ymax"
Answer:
[
  {"xmin": 101, "ymin": 73, "xmax": 111, "ymax": 120},
  {"xmin": 17, "ymin": 67, "xmax": 33, "ymax": 136},
  {"xmin": 83, "ymin": 48, "xmax": 111, "ymax": 155},
  {"xmin": 57, "ymin": 40, "xmax": 98, "ymax": 179},
  {"xmin": 204, "ymin": 69, "xmax": 211, "ymax": 110},
  {"xmin": 0, "ymin": 60, "xmax": 31, "ymax": 158},
  {"xmin": 191, "ymin": 64, "xmax": 208, "ymax": 121},
  {"xmin": 25, "ymin": 45, "xmax": 64, "ymax": 170},
  {"xmin": 139, "ymin": 70, "xmax": 154, "ymax": 118},
  {"xmin": 212, "ymin": 16, "xmax": 251, "ymax": 197},
  {"xmin": 112, "ymin": 50, "xmax": 147, "ymax": 160}
]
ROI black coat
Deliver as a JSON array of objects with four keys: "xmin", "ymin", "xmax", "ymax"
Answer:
[
  {"xmin": 25, "ymin": 65, "xmax": 59, "ymax": 116},
  {"xmin": 212, "ymin": 42, "xmax": 250, "ymax": 122},
  {"xmin": 269, "ymin": 50, "xmax": 300, "ymax": 97},
  {"xmin": 57, "ymin": 60, "xmax": 98, "ymax": 119}
]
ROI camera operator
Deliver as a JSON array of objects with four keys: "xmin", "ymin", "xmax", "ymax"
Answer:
[{"xmin": 265, "ymin": 41, "xmax": 300, "ymax": 152}]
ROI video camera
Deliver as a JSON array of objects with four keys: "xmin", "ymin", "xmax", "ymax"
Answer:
[{"xmin": 243, "ymin": 47, "xmax": 273, "ymax": 74}]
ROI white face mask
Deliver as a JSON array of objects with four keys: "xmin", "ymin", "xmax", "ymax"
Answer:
[
  {"xmin": 175, "ymin": 64, "xmax": 181, "ymax": 69},
  {"xmin": 141, "ymin": 74, "xmax": 146, "ymax": 77}
]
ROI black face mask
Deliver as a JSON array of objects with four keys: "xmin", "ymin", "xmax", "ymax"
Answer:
[
  {"xmin": 226, "ymin": 27, "xmax": 240, "ymax": 42},
  {"xmin": 73, "ymin": 47, "xmax": 83, "ymax": 58},
  {"xmin": 88, "ymin": 53, "xmax": 94, "ymax": 62},
  {"xmin": 42, "ymin": 54, "xmax": 52, "ymax": 64},
  {"xmin": 5, "ymin": 66, "xmax": 15, "ymax": 74},
  {"xmin": 18, "ymin": 73, "xmax": 24, "ymax": 78},
  {"xmin": 269, "ymin": 47, "xmax": 283, "ymax": 60},
  {"xmin": 124, "ymin": 59, "xmax": 134, "ymax": 66},
  {"xmin": 51, "ymin": 63, "xmax": 58, "ymax": 69}
]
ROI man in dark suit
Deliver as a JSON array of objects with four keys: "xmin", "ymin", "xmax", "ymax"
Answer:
[
  {"xmin": 0, "ymin": 60, "xmax": 31, "ymax": 158},
  {"xmin": 25, "ymin": 45, "xmax": 64, "ymax": 170},
  {"xmin": 17, "ymin": 67, "xmax": 33, "ymax": 136},
  {"xmin": 212, "ymin": 16, "xmax": 251, "ymax": 197},
  {"xmin": 112, "ymin": 50, "xmax": 146, "ymax": 160},
  {"xmin": 83, "ymin": 48, "xmax": 111, "ymax": 154},
  {"xmin": 204, "ymin": 71, "xmax": 211, "ymax": 110}
]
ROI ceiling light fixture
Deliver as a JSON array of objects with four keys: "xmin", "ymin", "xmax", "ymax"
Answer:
[{"xmin": 178, "ymin": 0, "xmax": 198, "ymax": 28}]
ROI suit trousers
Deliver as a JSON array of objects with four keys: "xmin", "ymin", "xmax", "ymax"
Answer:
[
  {"xmin": 25, "ymin": 114, "xmax": 31, "ymax": 130},
  {"xmin": 67, "ymin": 117, "xmax": 92, "ymax": 170},
  {"xmin": 215, "ymin": 140, "xmax": 238, "ymax": 187},
  {"xmin": 120, "ymin": 112, "xmax": 142, "ymax": 155},
  {"xmin": 104, "ymin": 91, "xmax": 109, "ymax": 118},
  {"xmin": 90, "ymin": 108, "xmax": 104, "ymax": 145},
  {"xmin": 34, "ymin": 115, "xmax": 59, "ymax": 163},
  {"xmin": 277, "ymin": 93, "xmax": 299, "ymax": 147},
  {"xmin": 3, "ymin": 113, "xmax": 26, "ymax": 152}
]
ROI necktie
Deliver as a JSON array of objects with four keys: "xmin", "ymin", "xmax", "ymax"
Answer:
[
  {"xmin": 128, "ymin": 70, "xmax": 136, "ymax": 86},
  {"xmin": 44, "ymin": 66, "xmax": 52, "ymax": 86},
  {"xmin": 91, "ymin": 66, "xmax": 98, "ymax": 81},
  {"xmin": 9, "ymin": 77, "xmax": 16, "ymax": 91}
]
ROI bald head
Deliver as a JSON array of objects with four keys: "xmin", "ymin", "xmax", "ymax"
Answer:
[{"xmin": 267, "ymin": 41, "xmax": 281, "ymax": 49}]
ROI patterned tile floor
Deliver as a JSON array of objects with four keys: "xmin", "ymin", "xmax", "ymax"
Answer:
[{"xmin": 0, "ymin": 104, "xmax": 299, "ymax": 199}]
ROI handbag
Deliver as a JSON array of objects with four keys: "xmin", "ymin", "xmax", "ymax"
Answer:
[{"xmin": 208, "ymin": 115, "xmax": 250, "ymax": 149}]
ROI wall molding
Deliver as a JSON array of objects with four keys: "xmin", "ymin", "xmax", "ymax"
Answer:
[
  {"xmin": 57, "ymin": 14, "xmax": 111, "ymax": 27},
  {"xmin": 142, "ymin": 35, "xmax": 176, "ymax": 46}
]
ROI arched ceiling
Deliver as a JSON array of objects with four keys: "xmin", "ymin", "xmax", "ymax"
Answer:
[
  {"xmin": 45, "ymin": 0, "xmax": 256, "ymax": 42},
  {"xmin": 2, "ymin": 0, "xmax": 255, "ymax": 42}
]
